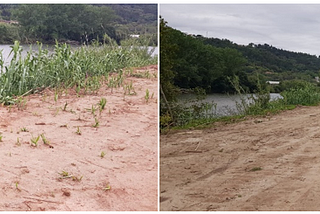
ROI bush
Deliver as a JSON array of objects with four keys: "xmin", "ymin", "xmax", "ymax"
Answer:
[
  {"xmin": 281, "ymin": 82, "xmax": 320, "ymax": 106},
  {"xmin": 0, "ymin": 23, "xmax": 20, "ymax": 44}
]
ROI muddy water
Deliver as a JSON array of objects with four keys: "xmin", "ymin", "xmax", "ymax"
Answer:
[{"xmin": 178, "ymin": 93, "xmax": 282, "ymax": 117}]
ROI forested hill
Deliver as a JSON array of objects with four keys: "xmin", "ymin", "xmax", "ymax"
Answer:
[
  {"xmin": 160, "ymin": 18, "xmax": 320, "ymax": 96},
  {"xmin": 201, "ymin": 37, "xmax": 320, "ymax": 77},
  {"xmin": 0, "ymin": 4, "xmax": 157, "ymax": 45}
]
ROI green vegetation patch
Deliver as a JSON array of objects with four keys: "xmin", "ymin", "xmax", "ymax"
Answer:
[{"xmin": 0, "ymin": 38, "xmax": 156, "ymax": 104}]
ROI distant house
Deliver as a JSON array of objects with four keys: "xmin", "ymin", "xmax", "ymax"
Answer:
[
  {"xmin": 266, "ymin": 81, "xmax": 280, "ymax": 85},
  {"xmin": 130, "ymin": 34, "xmax": 140, "ymax": 38}
]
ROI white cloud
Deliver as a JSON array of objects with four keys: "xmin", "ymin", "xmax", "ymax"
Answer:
[{"xmin": 160, "ymin": 4, "xmax": 320, "ymax": 56}]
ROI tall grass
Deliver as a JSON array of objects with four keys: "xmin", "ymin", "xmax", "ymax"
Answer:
[
  {"xmin": 281, "ymin": 82, "xmax": 320, "ymax": 106},
  {"xmin": 0, "ymin": 37, "xmax": 157, "ymax": 104},
  {"xmin": 234, "ymin": 77, "xmax": 320, "ymax": 116}
]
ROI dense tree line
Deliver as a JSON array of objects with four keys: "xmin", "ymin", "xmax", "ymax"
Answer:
[
  {"xmin": 160, "ymin": 19, "xmax": 255, "ymax": 100},
  {"xmin": 201, "ymin": 37, "xmax": 320, "ymax": 82},
  {"xmin": 0, "ymin": 4, "xmax": 157, "ymax": 45}
]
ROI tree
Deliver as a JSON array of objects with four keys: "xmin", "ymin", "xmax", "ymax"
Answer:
[{"xmin": 160, "ymin": 17, "xmax": 177, "ymax": 103}]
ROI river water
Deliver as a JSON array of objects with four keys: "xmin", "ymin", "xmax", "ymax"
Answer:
[
  {"xmin": 0, "ymin": 44, "xmax": 158, "ymax": 65},
  {"xmin": 178, "ymin": 93, "xmax": 283, "ymax": 117}
]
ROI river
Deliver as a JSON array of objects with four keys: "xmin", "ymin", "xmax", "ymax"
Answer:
[
  {"xmin": 178, "ymin": 93, "xmax": 283, "ymax": 117},
  {"xmin": 0, "ymin": 44, "xmax": 158, "ymax": 65}
]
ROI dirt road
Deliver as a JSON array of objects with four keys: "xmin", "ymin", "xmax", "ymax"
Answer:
[
  {"xmin": 160, "ymin": 105, "xmax": 320, "ymax": 211},
  {"xmin": 0, "ymin": 65, "xmax": 158, "ymax": 211}
]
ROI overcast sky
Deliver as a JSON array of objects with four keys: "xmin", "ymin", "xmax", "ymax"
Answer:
[{"xmin": 160, "ymin": 4, "xmax": 320, "ymax": 56}]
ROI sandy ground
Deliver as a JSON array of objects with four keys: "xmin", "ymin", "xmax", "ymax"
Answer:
[
  {"xmin": 0, "ymin": 65, "xmax": 158, "ymax": 211},
  {"xmin": 160, "ymin": 105, "xmax": 320, "ymax": 211}
]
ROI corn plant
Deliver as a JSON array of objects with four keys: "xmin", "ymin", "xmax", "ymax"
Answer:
[
  {"xmin": 40, "ymin": 133, "xmax": 50, "ymax": 145},
  {"xmin": 31, "ymin": 135, "xmax": 40, "ymax": 147},
  {"xmin": 98, "ymin": 98, "xmax": 107, "ymax": 111},
  {"xmin": 0, "ymin": 37, "xmax": 156, "ymax": 105},
  {"xmin": 93, "ymin": 117, "xmax": 99, "ymax": 128},
  {"xmin": 145, "ymin": 89, "xmax": 150, "ymax": 103}
]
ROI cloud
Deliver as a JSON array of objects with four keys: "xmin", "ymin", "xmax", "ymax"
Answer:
[{"xmin": 160, "ymin": 4, "xmax": 320, "ymax": 56}]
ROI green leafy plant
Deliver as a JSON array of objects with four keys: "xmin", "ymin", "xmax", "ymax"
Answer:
[
  {"xmin": 59, "ymin": 170, "xmax": 71, "ymax": 178},
  {"xmin": 145, "ymin": 89, "xmax": 150, "ymax": 103},
  {"xmin": 63, "ymin": 101, "xmax": 68, "ymax": 111},
  {"xmin": 31, "ymin": 135, "xmax": 40, "ymax": 147},
  {"xmin": 99, "ymin": 98, "xmax": 107, "ymax": 111},
  {"xmin": 0, "ymin": 39, "xmax": 156, "ymax": 105},
  {"xmin": 93, "ymin": 117, "xmax": 99, "ymax": 128},
  {"xmin": 20, "ymin": 127, "xmax": 28, "ymax": 132},
  {"xmin": 58, "ymin": 170, "xmax": 82, "ymax": 182},
  {"xmin": 54, "ymin": 90, "xmax": 58, "ymax": 102},
  {"xmin": 40, "ymin": 133, "xmax": 50, "ymax": 145},
  {"xmin": 90, "ymin": 104, "xmax": 97, "ymax": 116}
]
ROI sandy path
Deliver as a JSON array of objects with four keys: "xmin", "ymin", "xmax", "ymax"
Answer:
[
  {"xmin": 0, "ymin": 65, "xmax": 158, "ymax": 211},
  {"xmin": 160, "ymin": 105, "xmax": 320, "ymax": 211}
]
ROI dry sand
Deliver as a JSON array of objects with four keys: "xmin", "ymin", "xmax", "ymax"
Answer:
[
  {"xmin": 161, "ymin": 105, "xmax": 320, "ymax": 211},
  {"xmin": 0, "ymin": 65, "xmax": 158, "ymax": 211}
]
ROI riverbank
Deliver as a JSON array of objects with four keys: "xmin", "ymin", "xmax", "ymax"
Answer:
[
  {"xmin": 0, "ymin": 65, "xmax": 158, "ymax": 211},
  {"xmin": 160, "ymin": 104, "xmax": 320, "ymax": 211}
]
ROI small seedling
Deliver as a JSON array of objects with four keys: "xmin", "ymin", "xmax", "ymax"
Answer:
[
  {"xmin": 40, "ymin": 133, "xmax": 50, "ymax": 145},
  {"xmin": 56, "ymin": 107, "xmax": 61, "ymax": 115},
  {"xmin": 63, "ymin": 101, "xmax": 68, "ymax": 111},
  {"xmin": 54, "ymin": 91, "xmax": 58, "ymax": 102},
  {"xmin": 100, "ymin": 151, "xmax": 106, "ymax": 158},
  {"xmin": 59, "ymin": 170, "xmax": 71, "ymax": 178},
  {"xmin": 17, "ymin": 97, "xmax": 27, "ymax": 110},
  {"xmin": 103, "ymin": 184, "xmax": 111, "ymax": 191},
  {"xmin": 145, "ymin": 89, "xmax": 150, "ymax": 103},
  {"xmin": 15, "ymin": 182, "xmax": 21, "ymax": 192},
  {"xmin": 91, "ymin": 105, "xmax": 97, "ymax": 116},
  {"xmin": 93, "ymin": 118, "xmax": 99, "ymax": 128},
  {"xmin": 31, "ymin": 135, "xmax": 40, "ymax": 147},
  {"xmin": 72, "ymin": 175, "xmax": 83, "ymax": 182},
  {"xmin": 20, "ymin": 127, "xmax": 29, "ymax": 132},
  {"xmin": 58, "ymin": 170, "xmax": 82, "ymax": 182},
  {"xmin": 0, "ymin": 134, "xmax": 3, "ymax": 142},
  {"xmin": 76, "ymin": 126, "xmax": 81, "ymax": 135},
  {"xmin": 16, "ymin": 137, "xmax": 21, "ymax": 146},
  {"xmin": 98, "ymin": 98, "xmax": 107, "ymax": 111}
]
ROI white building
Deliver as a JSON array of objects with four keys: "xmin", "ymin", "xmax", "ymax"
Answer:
[{"xmin": 266, "ymin": 81, "xmax": 280, "ymax": 85}]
